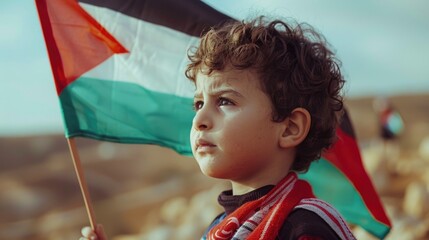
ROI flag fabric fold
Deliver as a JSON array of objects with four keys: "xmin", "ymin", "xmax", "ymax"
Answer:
[
  {"xmin": 300, "ymin": 110, "xmax": 391, "ymax": 238},
  {"xmin": 36, "ymin": 0, "xmax": 391, "ymax": 238}
]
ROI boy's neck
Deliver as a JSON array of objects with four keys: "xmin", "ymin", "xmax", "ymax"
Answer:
[
  {"xmin": 229, "ymin": 155, "xmax": 295, "ymax": 195},
  {"xmin": 230, "ymin": 171, "xmax": 292, "ymax": 196},
  {"xmin": 230, "ymin": 182, "xmax": 259, "ymax": 195}
]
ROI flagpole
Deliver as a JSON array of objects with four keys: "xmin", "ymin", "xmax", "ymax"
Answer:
[{"xmin": 67, "ymin": 137, "xmax": 97, "ymax": 230}]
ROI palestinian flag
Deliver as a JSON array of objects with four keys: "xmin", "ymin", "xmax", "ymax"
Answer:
[
  {"xmin": 35, "ymin": 0, "xmax": 391, "ymax": 238},
  {"xmin": 35, "ymin": 0, "xmax": 230, "ymax": 154},
  {"xmin": 300, "ymin": 110, "xmax": 391, "ymax": 238}
]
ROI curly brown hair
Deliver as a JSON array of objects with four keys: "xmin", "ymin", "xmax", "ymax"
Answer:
[{"xmin": 185, "ymin": 17, "xmax": 345, "ymax": 172}]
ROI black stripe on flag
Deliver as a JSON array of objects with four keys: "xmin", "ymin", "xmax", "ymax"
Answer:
[
  {"xmin": 78, "ymin": 0, "xmax": 233, "ymax": 37},
  {"xmin": 340, "ymin": 109, "xmax": 356, "ymax": 138}
]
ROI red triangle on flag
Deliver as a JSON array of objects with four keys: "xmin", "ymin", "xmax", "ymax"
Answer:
[{"xmin": 36, "ymin": 0, "xmax": 128, "ymax": 95}]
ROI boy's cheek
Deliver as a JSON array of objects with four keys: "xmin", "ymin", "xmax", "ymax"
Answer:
[{"xmin": 189, "ymin": 130, "xmax": 197, "ymax": 147}]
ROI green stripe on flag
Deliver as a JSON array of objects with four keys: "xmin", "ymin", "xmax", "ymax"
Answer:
[
  {"xmin": 59, "ymin": 77, "xmax": 195, "ymax": 155},
  {"xmin": 300, "ymin": 159, "xmax": 390, "ymax": 238}
]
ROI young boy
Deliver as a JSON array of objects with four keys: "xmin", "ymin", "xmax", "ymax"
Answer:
[{"xmin": 81, "ymin": 17, "xmax": 356, "ymax": 240}]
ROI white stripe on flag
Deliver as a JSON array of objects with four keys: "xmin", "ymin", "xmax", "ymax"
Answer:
[{"xmin": 79, "ymin": 3, "xmax": 199, "ymax": 98}]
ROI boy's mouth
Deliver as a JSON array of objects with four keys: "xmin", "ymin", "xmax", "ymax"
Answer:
[{"xmin": 195, "ymin": 139, "xmax": 216, "ymax": 151}]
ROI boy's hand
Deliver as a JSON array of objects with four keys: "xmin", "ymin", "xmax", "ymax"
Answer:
[{"xmin": 80, "ymin": 224, "xmax": 107, "ymax": 240}]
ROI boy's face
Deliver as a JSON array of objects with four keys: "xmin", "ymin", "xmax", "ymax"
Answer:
[{"xmin": 190, "ymin": 67, "xmax": 284, "ymax": 184}]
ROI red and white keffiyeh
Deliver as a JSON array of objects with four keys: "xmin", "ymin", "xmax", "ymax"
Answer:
[{"xmin": 206, "ymin": 172, "xmax": 356, "ymax": 240}]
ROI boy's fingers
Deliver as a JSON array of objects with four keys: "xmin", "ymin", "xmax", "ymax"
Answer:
[
  {"xmin": 81, "ymin": 226, "xmax": 92, "ymax": 236},
  {"xmin": 81, "ymin": 226, "xmax": 98, "ymax": 239}
]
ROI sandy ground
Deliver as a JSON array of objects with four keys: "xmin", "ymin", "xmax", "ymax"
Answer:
[{"xmin": 1, "ymin": 93, "xmax": 429, "ymax": 240}]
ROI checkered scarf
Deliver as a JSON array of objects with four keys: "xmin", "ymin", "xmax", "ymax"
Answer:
[{"xmin": 206, "ymin": 172, "xmax": 356, "ymax": 240}]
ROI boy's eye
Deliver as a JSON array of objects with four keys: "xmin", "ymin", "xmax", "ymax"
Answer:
[
  {"xmin": 193, "ymin": 101, "xmax": 203, "ymax": 111},
  {"xmin": 218, "ymin": 97, "xmax": 233, "ymax": 106}
]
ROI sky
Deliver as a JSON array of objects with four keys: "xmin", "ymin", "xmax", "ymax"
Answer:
[{"xmin": 0, "ymin": 0, "xmax": 428, "ymax": 136}]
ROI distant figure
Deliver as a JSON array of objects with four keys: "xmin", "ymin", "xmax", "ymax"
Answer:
[{"xmin": 373, "ymin": 97, "xmax": 404, "ymax": 157}]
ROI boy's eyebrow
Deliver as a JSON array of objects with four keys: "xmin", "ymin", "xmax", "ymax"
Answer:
[{"xmin": 194, "ymin": 88, "xmax": 244, "ymax": 99}]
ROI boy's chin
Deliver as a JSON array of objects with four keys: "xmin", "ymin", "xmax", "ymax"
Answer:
[{"xmin": 198, "ymin": 165, "xmax": 227, "ymax": 180}]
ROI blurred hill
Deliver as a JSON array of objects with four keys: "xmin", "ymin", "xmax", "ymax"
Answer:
[{"xmin": 1, "ymin": 93, "xmax": 429, "ymax": 239}]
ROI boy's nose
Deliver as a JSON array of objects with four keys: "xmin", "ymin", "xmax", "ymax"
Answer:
[
  {"xmin": 196, "ymin": 122, "xmax": 209, "ymax": 130},
  {"xmin": 192, "ymin": 108, "xmax": 212, "ymax": 131}
]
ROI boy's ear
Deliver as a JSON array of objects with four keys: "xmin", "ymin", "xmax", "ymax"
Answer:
[{"xmin": 279, "ymin": 108, "xmax": 311, "ymax": 148}]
